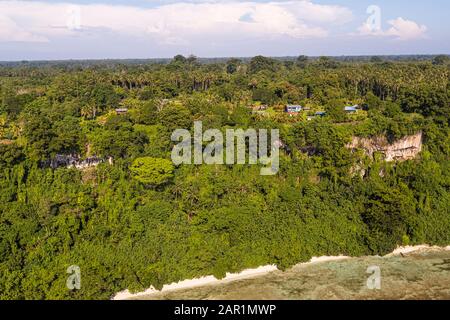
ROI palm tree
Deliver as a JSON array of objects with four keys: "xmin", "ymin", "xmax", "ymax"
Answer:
[{"xmin": 81, "ymin": 104, "xmax": 96, "ymax": 119}]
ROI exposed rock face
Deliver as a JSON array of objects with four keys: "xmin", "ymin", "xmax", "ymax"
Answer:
[
  {"xmin": 50, "ymin": 154, "xmax": 104, "ymax": 169},
  {"xmin": 347, "ymin": 132, "xmax": 423, "ymax": 162},
  {"xmin": 44, "ymin": 154, "xmax": 113, "ymax": 170}
]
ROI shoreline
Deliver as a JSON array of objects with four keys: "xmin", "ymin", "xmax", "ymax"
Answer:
[
  {"xmin": 386, "ymin": 245, "xmax": 450, "ymax": 256},
  {"xmin": 112, "ymin": 244, "xmax": 450, "ymax": 300}
]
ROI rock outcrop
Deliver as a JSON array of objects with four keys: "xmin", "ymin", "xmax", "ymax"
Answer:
[
  {"xmin": 347, "ymin": 132, "xmax": 423, "ymax": 162},
  {"xmin": 44, "ymin": 154, "xmax": 113, "ymax": 169}
]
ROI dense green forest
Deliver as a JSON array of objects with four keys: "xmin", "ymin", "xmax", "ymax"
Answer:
[{"xmin": 0, "ymin": 55, "xmax": 449, "ymax": 299}]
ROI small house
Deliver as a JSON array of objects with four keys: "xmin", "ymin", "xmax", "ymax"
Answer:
[
  {"xmin": 285, "ymin": 105, "xmax": 303, "ymax": 114},
  {"xmin": 315, "ymin": 111, "xmax": 326, "ymax": 117},
  {"xmin": 344, "ymin": 105, "xmax": 358, "ymax": 113},
  {"xmin": 115, "ymin": 108, "xmax": 128, "ymax": 115}
]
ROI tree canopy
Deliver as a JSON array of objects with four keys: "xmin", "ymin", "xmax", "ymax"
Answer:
[
  {"xmin": 0, "ymin": 55, "xmax": 448, "ymax": 299},
  {"xmin": 130, "ymin": 157, "xmax": 174, "ymax": 186}
]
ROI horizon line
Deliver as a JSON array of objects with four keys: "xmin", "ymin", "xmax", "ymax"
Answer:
[{"xmin": 1, "ymin": 53, "xmax": 449, "ymax": 63}]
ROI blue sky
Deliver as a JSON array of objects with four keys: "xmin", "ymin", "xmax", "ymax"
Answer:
[{"xmin": 0, "ymin": 0, "xmax": 448, "ymax": 60}]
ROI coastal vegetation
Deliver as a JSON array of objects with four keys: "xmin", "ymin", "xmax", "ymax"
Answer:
[{"xmin": 0, "ymin": 55, "xmax": 448, "ymax": 299}]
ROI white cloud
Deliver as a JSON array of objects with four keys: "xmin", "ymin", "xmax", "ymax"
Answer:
[
  {"xmin": 0, "ymin": 14, "xmax": 48, "ymax": 42},
  {"xmin": 282, "ymin": 0, "xmax": 353, "ymax": 24},
  {"xmin": 356, "ymin": 17, "xmax": 427, "ymax": 41},
  {"xmin": 385, "ymin": 17, "xmax": 427, "ymax": 40},
  {"xmin": 0, "ymin": 0, "xmax": 353, "ymax": 44}
]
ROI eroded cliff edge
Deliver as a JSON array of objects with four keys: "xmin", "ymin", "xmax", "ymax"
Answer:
[{"xmin": 347, "ymin": 131, "xmax": 423, "ymax": 162}]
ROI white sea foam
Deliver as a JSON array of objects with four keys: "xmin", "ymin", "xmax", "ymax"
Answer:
[{"xmin": 113, "ymin": 245, "xmax": 449, "ymax": 300}]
